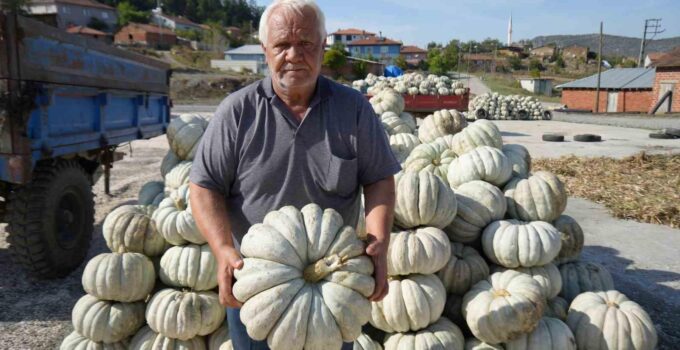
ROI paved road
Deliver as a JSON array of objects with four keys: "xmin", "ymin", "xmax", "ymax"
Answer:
[
  {"xmin": 553, "ymin": 112, "xmax": 680, "ymax": 130},
  {"xmin": 457, "ymin": 73, "xmax": 491, "ymax": 96}
]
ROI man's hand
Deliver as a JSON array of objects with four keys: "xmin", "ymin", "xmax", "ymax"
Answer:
[
  {"xmin": 366, "ymin": 234, "xmax": 389, "ymax": 302},
  {"xmin": 216, "ymin": 245, "xmax": 244, "ymax": 308}
]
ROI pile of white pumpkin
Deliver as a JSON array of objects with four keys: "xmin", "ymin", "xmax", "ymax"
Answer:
[
  {"xmin": 60, "ymin": 114, "xmax": 233, "ymax": 350},
  {"xmin": 353, "ymin": 72, "xmax": 466, "ymax": 96},
  {"xmin": 468, "ymin": 92, "xmax": 550, "ymax": 120},
  {"xmin": 362, "ymin": 88, "xmax": 658, "ymax": 350}
]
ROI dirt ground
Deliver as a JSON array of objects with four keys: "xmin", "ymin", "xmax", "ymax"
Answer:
[{"xmin": 0, "ymin": 119, "xmax": 678, "ymax": 349}]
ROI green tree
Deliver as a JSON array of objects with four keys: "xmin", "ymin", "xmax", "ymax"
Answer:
[
  {"xmin": 353, "ymin": 60, "xmax": 367, "ymax": 78},
  {"xmin": 528, "ymin": 58, "xmax": 543, "ymax": 71},
  {"xmin": 176, "ymin": 29, "xmax": 202, "ymax": 41},
  {"xmin": 1, "ymin": 0, "xmax": 28, "ymax": 11},
  {"xmin": 117, "ymin": 2, "xmax": 149, "ymax": 26},
  {"xmin": 323, "ymin": 48, "xmax": 347, "ymax": 75},
  {"xmin": 426, "ymin": 47, "xmax": 446, "ymax": 75},
  {"xmin": 394, "ymin": 55, "xmax": 408, "ymax": 70},
  {"xmin": 508, "ymin": 56, "xmax": 522, "ymax": 70},
  {"xmin": 530, "ymin": 68, "xmax": 541, "ymax": 78},
  {"xmin": 330, "ymin": 42, "xmax": 348, "ymax": 55}
]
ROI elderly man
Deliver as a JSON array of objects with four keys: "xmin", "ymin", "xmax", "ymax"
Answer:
[{"xmin": 189, "ymin": 0, "xmax": 400, "ymax": 348}]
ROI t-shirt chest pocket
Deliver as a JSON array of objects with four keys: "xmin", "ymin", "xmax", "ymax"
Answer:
[{"xmin": 323, "ymin": 154, "xmax": 358, "ymax": 197}]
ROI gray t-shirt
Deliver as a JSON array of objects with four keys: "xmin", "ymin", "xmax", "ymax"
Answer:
[{"xmin": 189, "ymin": 75, "xmax": 401, "ymax": 243}]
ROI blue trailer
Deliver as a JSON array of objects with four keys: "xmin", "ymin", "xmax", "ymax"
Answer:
[{"xmin": 0, "ymin": 12, "xmax": 170, "ymax": 278}]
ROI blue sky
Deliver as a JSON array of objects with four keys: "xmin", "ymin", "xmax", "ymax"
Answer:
[{"xmin": 254, "ymin": 0, "xmax": 680, "ymax": 48}]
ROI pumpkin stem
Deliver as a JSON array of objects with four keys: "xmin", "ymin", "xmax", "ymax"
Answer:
[
  {"xmin": 493, "ymin": 289, "xmax": 511, "ymax": 298},
  {"xmin": 303, "ymin": 254, "xmax": 347, "ymax": 283}
]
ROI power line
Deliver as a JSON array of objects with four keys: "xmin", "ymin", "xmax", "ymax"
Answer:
[{"xmin": 637, "ymin": 18, "xmax": 664, "ymax": 67}]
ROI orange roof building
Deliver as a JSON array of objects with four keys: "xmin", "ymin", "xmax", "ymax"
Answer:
[{"xmin": 326, "ymin": 28, "xmax": 376, "ymax": 46}]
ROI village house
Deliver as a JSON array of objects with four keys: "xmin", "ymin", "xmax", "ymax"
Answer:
[
  {"xmin": 24, "ymin": 0, "xmax": 117, "ymax": 32},
  {"xmin": 326, "ymin": 28, "xmax": 375, "ymax": 46},
  {"xmin": 114, "ymin": 23, "xmax": 177, "ymax": 50},
  {"xmin": 463, "ymin": 53, "xmax": 497, "ymax": 72},
  {"xmin": 498, "ymin": 46, "xmax": 524, "ymax": 58},
  {"xmin": 66, "ymin": 25, "xmax": 112, "ymax": 43},
  {"xmin": 645, "ymin": 52, "xmax": 668, "ymax": 68},
  {"xmin": 150, "ymin": 9, "xmax": 203, "ymax": 32},
  {"xmin": 400, "ymin": 45, "xmax": 428, "ymax": 66},
  {"xmin": 530, "ymin": 45, "xmax": 556, "ymax": 60},
  {"xmin": 346, "ymin": 36, "xmax": 402, "ymax": 65},
  {"xmin": 562, "ymin": 45, "xmax": 589, "ymax": 61},
  {"xmin": 649, "ymin": 47, "xmax": 680, "ymax": 113},
  {"xmin": 211, "ymin": 44, "xmax": 268, "ymax": 75}
]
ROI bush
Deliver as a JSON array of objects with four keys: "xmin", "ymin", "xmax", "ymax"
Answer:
[
  {"xmin": 352, "ymin": 60, "xmax": 367, "ymax": 78},
  {"xmin": 323, "ymin": 49, "xmax": 347, "ymax": 75}
]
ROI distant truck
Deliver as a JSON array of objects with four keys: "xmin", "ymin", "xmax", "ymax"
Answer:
[
  {"xmin": 0, "ymin": 12, "xmax": 170, "ymax": 278},
  {"xmin": 365, "ymin": 89, "xmax": 470, "ymax": 114}
]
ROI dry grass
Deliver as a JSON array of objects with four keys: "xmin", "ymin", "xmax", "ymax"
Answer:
[{"xmin": 533, "ymin": 152, "xmax": 680, "ymax": 228}]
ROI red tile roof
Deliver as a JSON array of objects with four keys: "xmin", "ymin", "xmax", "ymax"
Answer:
[
  {"xmin": 331, "ymin": 28, "xmax": 375, "ymax": 36},
  {"xmin": 157, "ymin": 13, "xmax": 201, "ymax": 27},
  {"xmin": 121, "ymin": 23, "xmax": 176, "ymax": 36},
  {"xmin": 66, "ymin": 25, "xmax": 109, "ymax": 36},
  {"xmin": 30, "ymin": 0, "xmax": 115, "ymax": 10},
  {"xmin": 655, "ymin": 47, "xmax": 680, "ymax": 68},
  {"xmin": 401, "ymin": 45, "xmax": 427, "ymax": 54},
  {"xmin": 348, "ymin": 37, "xmax": 401, "ymax": 46}
]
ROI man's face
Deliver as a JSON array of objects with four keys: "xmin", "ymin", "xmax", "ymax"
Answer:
[{"xmin": 263, "ymin": 7, "xmax": 324, "ymax": 92}]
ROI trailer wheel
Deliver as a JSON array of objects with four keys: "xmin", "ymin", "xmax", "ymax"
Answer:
[{"xmin": 6, "ymin": 160, "xmax": 94, "ymax": 278}]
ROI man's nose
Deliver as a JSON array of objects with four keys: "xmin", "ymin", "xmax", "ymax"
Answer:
[{"xmin": 286, "ymin": 44, "xmax": 304, "ymax": 62}]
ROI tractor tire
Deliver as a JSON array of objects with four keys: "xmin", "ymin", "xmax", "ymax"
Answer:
[
  {"xmin": 518, "ymin": 110, "xmax": 529, "ymax": 120},
  {"xmin": 542, "ymin": 133, "xmax": 565, "ymax": 142},
  {"xmin": 475, "ymin": 108, "xmax": 488, "ymax": 120},
  {"xmin": 573, "ymin": 134, "xmax": 602, "ymax": 142},
  {"xmin": 661, "ymin": 128, "xmax": 680, "ymax": 138},
  {"xmin": 6, "ymin": 160, "xmax": 94, "ymax": 278},
  {"xmin": 649, "ymin": 132, "xmax": 677, "ymax": 139}
]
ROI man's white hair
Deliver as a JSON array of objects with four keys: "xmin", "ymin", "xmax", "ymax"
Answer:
[{"xmin": 259, "ymin": 0, "xmax": 327, "ymax": 46}]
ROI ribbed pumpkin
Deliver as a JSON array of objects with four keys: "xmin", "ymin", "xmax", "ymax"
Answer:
[
  {"xmin": 398, "ymin": 111, "xmax": 417, "ymax": 131},
  {"xmin": 502, "ymin": 144, "xmax": 531, "ymax": 178},
  {"xmin": 505, "ymin": 317, "xmax": 576, "ymax": 350},
  {"xmin": 462, "ymin": 270, "xmax": 545, "ymax": 344},
  {"xmin": 207, "ymin": 323, "xmax": 232, "ymax": 350},
  {"xmin": 432, "ymin": 134, "xmax": 456, "ymax": 150},
  {"xmin": 447, "ymin": 146, "xmax": 512, "ymax": 189},
  {"xmin": 567, "ymin": 291, "xmax": 657, "ymax": 350},
  {"xmin": 370, "ymin": 274, "xmax": 446, "ymax": 333},
  {"xmin": 232, "ymin": 204, "xmax": 375, "ymax": 350},
  {"xmin": 482, "ymin": 220, "xmax": 562, "ymax": 268},
  {"xmin": 161, "ymin": 150, "xmax": 181, "ymax": 178},
  {"xmin": 159, "ymin": 244, "xmax": 217, "ymax": 291},
  {"xmin": 389, "ymin": 133, "xmax": 420, "ymax": 163},
  {"xmin": 450, "ymin": 119, "xmax": 503, "ymax": 156},
  {"xmin": 138, "ymin": 181, "xmax": 165, "ymax": 206},
  {"xmin": 545, "ymin": 296, "xmax": 569, "ymax": 321},
  {"xmin": 166, "ymin": 114, "xmax": 208, "ymax": 160},
  {"xmin": 383, "ymin": 318, "xmax": 465, "ymax": 350},
  {"xmin": 558, "ymin": 261, "xmax": 614, "ymax": 302},
  {"xmin": 465, "ymin": 339, "xmax": 504, "ymax": 350},
  {"xmin": 370, "ymin": 89, "xmax": 405, "ymax": 115},
  {"xmin": 82, "ymin": 252, "xmax": 155, "ymax": 302},
  {"xmin": 552, "ymin": 215, "xmax": 584, "ymax": 264},
  {"xmin": 437, "ymin": 242, "xmax": 489, "ymax": 295},
  {"xmin": 444, "ymin": 181, "xmax": 506, "ymax": 243},
  {"xmin": 153, "ymin": 184, "xmax": 206, "ymax": 245},
  {"xmin": 354, "ymin": 333, "xmax": 382, "ymax": 350},
  {"xmin": 491, "ymin": 263, "xmax": 562, "ymax": 299},
  {"xmin": 72, "ymin": 294, "xmax": 145, "ymax": 344},
  {"xmin": 103, "ymin": 205, "xmax": 168, "ymax": 257},
  {"xmin": 130, "ymin": 326, "xmax": 207, "ymax": 350},
  {"xmin": 164, "ymin": 161, "xmax": 192, "ymax": 194},
  {"xmin": 387, "ymin": 227, "xmax": 451, "ymax": 275},
  {"xmin": 394, "ymin": 171, "xmax": 457, "ymax": 229},
  {"xmin": 381, "ymin": 111, "xmax": 415, "ymax": 135},
  {"xmin": 60, "ymin": 331, "xmax": 127, "ymax": 350},
  {"xmin": 146, "ymin": 288, "xmax": 225, "ymax": 341},
  {"xmin": 403, "ymin": 142, "xmax": 458, "ymax": 180},
  {"xmin": 504, "ymin": 171, "xmax": 567, "ymax": 222},
  {"xmin": 418, "ymin": 109, "xmax": 468, "ymax": 143}
]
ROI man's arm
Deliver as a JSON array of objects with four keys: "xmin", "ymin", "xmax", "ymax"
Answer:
[
  {"xmin": 362, "ymin": 176, "xmax": 395, "ymax": 302},
  {"xmin": 189, "ymin": 183, "xmax": 243, "ymax": 307}
]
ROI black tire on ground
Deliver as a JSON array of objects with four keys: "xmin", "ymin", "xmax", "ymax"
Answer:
[
  {"xmin": 542, "ymin": 133, "xmax": 565, "ymax": 142},
  {"xmin": 475, "ymin": 108, "xmax": 488, "ymax": 120},
  {"xmin": 662, "ymin": 128, "xmax": 680, "ymax": 138},
  {"xmin": 573, "ymin": 134, "xmax": 602, "ymax": 142},
  {"xmin": 543, "ymin": 110, "xmax": 553, "ymax": 120},
  {"xmin": 649, "ymin": 132, "xmax": 678, "ymax": 139},
  {"xmin": 6, "ymin": 160, "xmax": 94, "ymax": 278},
  {"xmin": 518, "ymin": 110, "xmax": 529, "ymax": 120}
]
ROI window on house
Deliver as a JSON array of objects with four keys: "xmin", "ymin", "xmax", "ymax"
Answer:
[
  {"xmin": 102, "ymin": 12, "xmax": 108, "ymax": 19},
  {"xmin": 380, "ymin": 46, "xmax": 388, "ymax": 54},
  {"xmin": 83, "ymin": 9, "xmax": 88, "ymax": 16},
  {"xmin": 346, "ymin": 35, "xmax": 352, "ymax": 41},
  {"xmin": 62, "ymin": 6, "xmax": 69, "ymax": 13},
  {"xmin": 335, "ymin": 35, "xmax": 341, "ymax": 41},
  {"xmin": 366, "ymin": 47, "xmax": 373, "ymax": 54},
  {"xmin": 353, "ymin": 47, "xmax": 360, "ymax": 54}
]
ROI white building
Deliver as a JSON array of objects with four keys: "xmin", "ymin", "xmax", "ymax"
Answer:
[
  {"xmin": 326, "ymin": 28, "xmax": 375, "ymax": 46},
  {"xmin": 24, "ymin": 0, "xmax": 117, "ymax": 33},
  {"xmin": 211, "ymin": 45, "xmax": 268, "ymax": 75},
  {"xmin": 151, "ymin": 8, "xmax": 203, "ymax": 32}
]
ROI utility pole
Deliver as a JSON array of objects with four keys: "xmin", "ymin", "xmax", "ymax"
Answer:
[
  {"xmin": 595, "ymin": 22, "xmax": 603, "ymax": 113},
  {"xmin": 637, "ymin": 18, "xmax": 664, "ymax": 67}
]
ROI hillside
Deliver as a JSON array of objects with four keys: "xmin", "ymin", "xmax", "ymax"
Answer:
[{"xmin": 531, "ymin": 34, "xmax": 680, "ymax": 57}]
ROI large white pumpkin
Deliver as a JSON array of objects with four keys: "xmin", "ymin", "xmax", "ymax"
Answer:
[
  {"xmin": 465, "ymin": 339, "xmax": 504, "ymax": 350},
  {"xmin": 138, "ymin": 181, "xmax": 165, "ymax": 206},
  {"xmin": 552, "ymin": 215, "xmax": 584, "ymax": 264},
  {"xmin": 491, "ymin": 263, "xmax": 563, "ymax": 299},
  {"xmin": 166, "ymin": 114, "xmax": 208, "ymax": 160},
  {"xmin": 437, "ymin": 242, "xmax": 489, "ymax": 295},
  {"xmin": 383, "ymin": 318, "xmax": 465, "ymax": 350},
  {"xmin": 82, "ymin": 252, "xmax": 155, "ymax": 302},
  {"xmin": 389, "ymin": 133, "xmax": 420, "ymax": 163},
  {"xmin": 502, "ymin": 144, "xmax": 531, "ymax": 178},
  {"xmin": 394, "ymin": 171, "xmax": 457, "ymax": 229},
  {"xmin": 60, "ymin": 331, "xmax": 127, "ymax": 350},
  {"xmin": 146, "ymin": 288, "xmax": 225, "ymax": 341},
  {"xmin": 482, "ymin": 220, "xmax": 562, "ymax": 268},
  {"xmin": 72, "ymin": 294, "xmax": 145, "ymax": 343},
  {"xmin": 207, "ymin": 323, "xmax": 231, "ymax": 350},
  {"xmin": 558, "ymin": 261, "xmax": 614, "ymax": 302},
  {"xmin": 504, "ymin": 171, "xmax": 567, "ymax": 222},
  {"xmin": 232, "ymin": 204, "xmax": 375, "ymax": 350},
  {"xmin": 153, "ymin": 184, "xmax": 206, "ymax": 245},
  {"xmin": 444, "ymin": 181, "xmax": 506, "ymax": 243},
  {"xmin": 159, "ymin": 244, "xmax": 217, "ymax": 291},
  {"xmin": 398, "ymin": 112, "xmax": 417, "ymax": 131},
  {"xmin": 447, "ymin": 146, "xmax": 512, "ymax": 189},
  {"xmin": 462, "ymin": 270, "xmax": 545, "ymax": 344},
  {"xmin": 450, "ymin": 119, "xmax": 503, "ymax": 156},
  {"xmin": 403, "ymin": 142, "xmax": 458, "ymax": 180},
  {"xmin": 418, "ymin": 109, "xmax": 468, "ymax": 143},
  {"xmin": 370, "ymin": 89, "xmax": 405, "ymax": 115},
  {"xmin": 567, "ymin": 291, "xmax": 657, "ymax": 350},
  {"xmin": 164, "ymin": 161, "xmax": 192, "ymax": 194},
  {"xmin": 129, "ymin": 326, "xmax": 207, "ymax": 350},
  {"xmin": 387, "ymin": 227, "xmax": 451, "ymax": 275},
  {"xmin": 103, "ymin": 205, "xmax": 168, "ymax": 257},
  {"xmin": 381, "ymin": 111, "xmax": 415, "ymax": 135},
  {"xmin": 505, "ymin": 317, "xmax": 576, "ymax": 350},
  {"xmin": 353, "ymin": 333, "xmax": 382, "ymax": 350},
  {"xmin": 370, "ymin": 274, "xmax": 446, "ymax": 333}
]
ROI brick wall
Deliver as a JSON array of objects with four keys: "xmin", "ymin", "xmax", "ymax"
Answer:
[
  {"xmin": 561, "ymin": 89, "xmax": 652, "ymax": 113},
  {"xmin": 114, "ymin": 26, "xmax": 177, "ymax": 49},
  {"xmin": 650, "ymin": 68, "xmax": 680, "ymax": 113}
]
